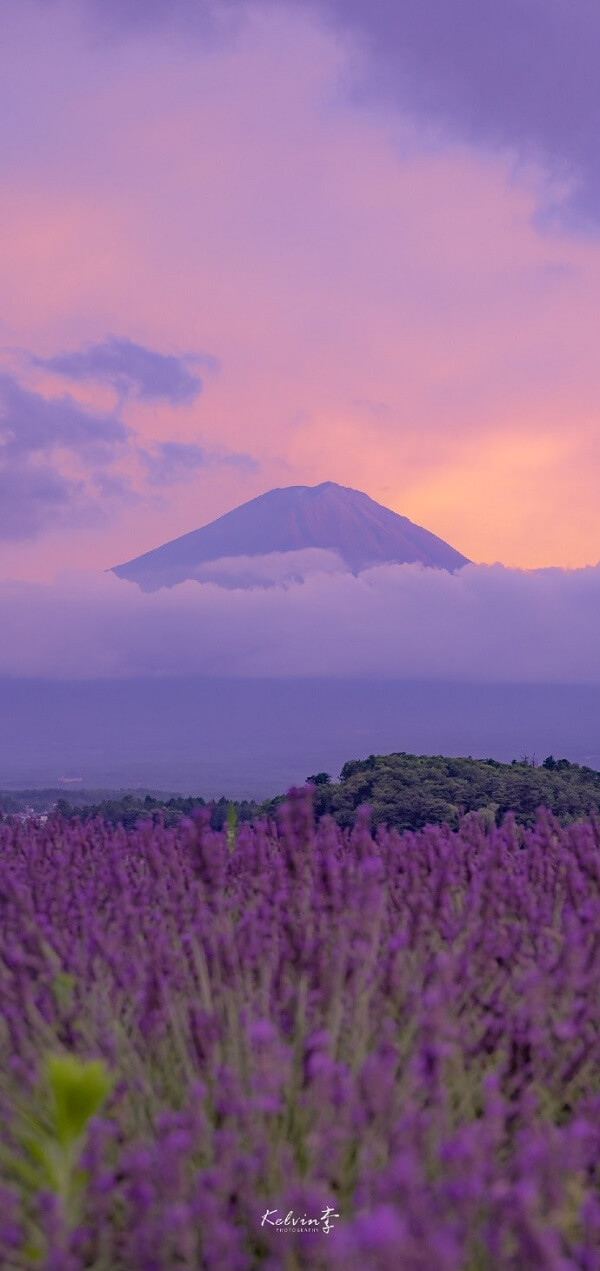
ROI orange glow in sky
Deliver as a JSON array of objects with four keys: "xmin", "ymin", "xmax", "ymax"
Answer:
[{"xmin": 1, "ymin": 4, "xmax": 599, "ymax": 581}]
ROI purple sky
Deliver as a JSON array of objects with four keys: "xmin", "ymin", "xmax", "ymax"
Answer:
[{"xmin": 1, "ymin": 1, "xmax": 599, "ymax": 684}]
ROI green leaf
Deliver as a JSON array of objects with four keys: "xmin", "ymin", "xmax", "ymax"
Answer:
[
  {"xmin": 21, "ymin": 1240, "xmax": 43, "ymax": 1263},
  {"xmin": 21, "ymin": 1131, "xmax": 55, "ymax": 1175},
  {"xmin": 7, "ymin": 1149, "xmax": 49, "ymax": 1191},
  {"xmin": 226, "ymin": 802, "xmax": 237, "ymax": 852},
  {"xmin": 51, "ymin": 973, "xmax": 76, "ymax": 1011},
  {"xmin": 46, "ymin": 1055, "xmax": 113, "ymax": 1148}
]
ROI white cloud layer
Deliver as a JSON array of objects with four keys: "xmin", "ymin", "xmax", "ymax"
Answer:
[{"xmin": 1, "ymin": 555, "xmax": 600, "ymax": 681}]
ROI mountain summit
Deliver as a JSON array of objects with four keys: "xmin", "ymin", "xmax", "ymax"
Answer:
[{"xmin": 112, "ymin": 482, "xmax": 470, "ymax": 590}]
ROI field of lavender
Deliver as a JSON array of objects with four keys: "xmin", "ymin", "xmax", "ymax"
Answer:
[{"xmin": 1, "ymin": 791, "xmax": 600, "ymax": 1269}]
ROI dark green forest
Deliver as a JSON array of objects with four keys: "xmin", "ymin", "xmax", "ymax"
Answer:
[
  {"xmin": 4, "ymin": 752, "xmax": 600, "ymax": 833},
  {"xmin": 293, "ymin": 752, "xmax": 600, "ymax": 831},
  {"xmin": 53, "ymin": 793, "xmax": 262, "ymax": 832}
]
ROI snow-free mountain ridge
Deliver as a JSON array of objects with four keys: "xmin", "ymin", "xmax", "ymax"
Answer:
[{"xmin": 112, "ymin": 482, "xmax": 470, "ymax": 590}]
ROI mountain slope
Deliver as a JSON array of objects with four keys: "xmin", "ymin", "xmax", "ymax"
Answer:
[{"xmin": 112, "ymin": 481, "xmax": 470, "ymax": 590}]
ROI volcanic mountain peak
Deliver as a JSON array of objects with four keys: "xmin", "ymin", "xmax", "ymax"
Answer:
[{"xmin": 112, "ymin": 482, "xmax": 470, "ymax": 590}]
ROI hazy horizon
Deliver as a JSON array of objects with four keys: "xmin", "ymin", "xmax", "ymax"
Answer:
[{"xmin": 1, "ymin": 677, "xmax": 598, "ymax": 797}]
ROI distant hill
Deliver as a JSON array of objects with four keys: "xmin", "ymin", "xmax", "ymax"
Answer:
[
  {"xmin": 291, "ymin": 752, "xmax": 600, "ymax": 832},
  {"xmin": 112, "ymin": 481, "xmax": 470, "ymax": 590},
  {"xmin": 30, "ymin": 752, "xmax": 600, "ymax": 834}
]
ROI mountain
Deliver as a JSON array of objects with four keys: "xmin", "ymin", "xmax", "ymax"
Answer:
[{"xmin": 112, "ymin": 481, "xmax": 470, "ymax": 590}]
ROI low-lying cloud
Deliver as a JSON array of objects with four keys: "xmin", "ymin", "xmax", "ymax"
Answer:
[
  {"xmin": 185, "ymin": 548, "xmax": 347, "ymax": 588},
  {"xmin": 1, "ymin": 558, "xmax": 599, "ymax": 681}
]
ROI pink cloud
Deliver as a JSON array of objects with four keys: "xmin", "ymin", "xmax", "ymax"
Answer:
[{"xmin": 1, "ymin": 2, "xmax": 600, "ymax": 585}]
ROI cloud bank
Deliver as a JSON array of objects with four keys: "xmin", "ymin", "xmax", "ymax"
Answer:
[{"xmin": 1, "ymin": 558, "xmax": 599, "ymax": 681}]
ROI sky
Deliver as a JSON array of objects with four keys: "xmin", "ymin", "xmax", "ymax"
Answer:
[{"xmin": 1, "ymin": 0, "xmax": 600, "ymax": 588}]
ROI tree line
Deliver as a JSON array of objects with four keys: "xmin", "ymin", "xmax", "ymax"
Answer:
[{"xmin": 21, "ymin": 751, "xmax": 600, "ymax": 833}]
